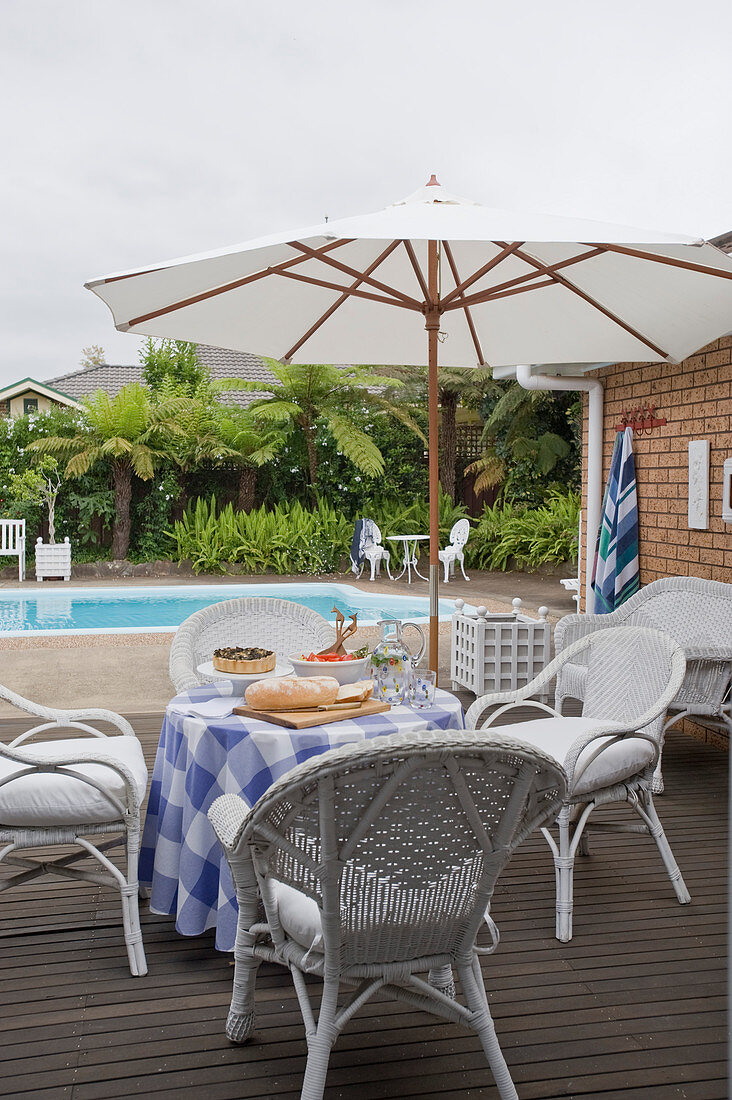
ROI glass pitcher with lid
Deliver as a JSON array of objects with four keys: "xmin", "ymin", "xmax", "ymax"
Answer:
[{"xmin": 370, "ymin": 619, "xmax": 426, "ymax": 705}]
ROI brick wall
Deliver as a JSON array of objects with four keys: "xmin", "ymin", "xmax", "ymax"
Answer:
[
  {"xmin": 580, "ymin": 336, "xmax": 732, "ymax": 748},
  {"xmin": 580, "ymin": 335, "xmax": 732, "ymax": 591}
]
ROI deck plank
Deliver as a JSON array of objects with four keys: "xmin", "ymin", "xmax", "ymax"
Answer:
[{"xmin": 0, "ymin": 715, "xmax": 726, "ymax": 1099}]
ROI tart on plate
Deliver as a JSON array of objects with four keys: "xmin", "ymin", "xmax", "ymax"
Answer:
[{"xmin": 212, "ymin": 646, "xmax": 276, "ymax": 674}]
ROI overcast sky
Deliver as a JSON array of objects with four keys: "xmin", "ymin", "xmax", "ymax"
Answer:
[{"xmin": 1, "ymin": 0, "xmax": 731, "ymax": 387}]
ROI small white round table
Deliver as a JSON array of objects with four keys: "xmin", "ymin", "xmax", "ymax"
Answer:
[{"xmin": 387, "ymin": 534, "xmax": 430, "ymax": 584}]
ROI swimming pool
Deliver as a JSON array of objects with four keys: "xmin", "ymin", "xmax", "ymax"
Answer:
[{"xmin": 0, "ymin": 582, "xmax": 468, "ymax": 637}]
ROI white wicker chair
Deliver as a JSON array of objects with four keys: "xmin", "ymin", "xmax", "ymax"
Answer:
[
  {"xmin": 438, "ymin": 517, "xmax": 470, "ymax": 582},
  {"xmin": 209, "ymin": 730, "xmax": 566, "ymax": 1100},
  {"xmin": 554, "ymin": 577, "xmax": 732, "ymax": 791},
  {"xmin": 0, "ymin": 684, "xmax": 148, "ymax": 975},
  {"xmin": 465, "ymin": 626, "xmax": 690, "ymax": 943},
  {"xmin": 169, "ymin": 597, "xmax": 336, "ymax": 693}
]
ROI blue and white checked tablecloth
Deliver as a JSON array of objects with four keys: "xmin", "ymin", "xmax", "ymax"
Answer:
[{"xmin": 140, "ymin": 680, "xmax": 465, "ymax": 951}]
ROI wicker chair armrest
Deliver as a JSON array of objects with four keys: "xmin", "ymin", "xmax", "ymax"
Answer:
[
  {"xmin": 466, "ymin": 630, "xmax": 624, "ymax": 729},
  {"xmin": 553, "ymin": 613, "xmax": 618, "ymax": 653},
  {"xmin": 0, "ymin": 683, "xmax": 136, "ymax": 739},
  {"xmin": 683, "ymin": 646, "xmax": 732, "ymax": 663},
  {"xmin": 209, "ymin": 792, "xmax": 255, "ymax": 853}
]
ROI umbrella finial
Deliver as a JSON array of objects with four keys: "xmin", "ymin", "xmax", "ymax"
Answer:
[{"xmin": 426, "ymin": 174, "xmax": 440, "ymax": 187}]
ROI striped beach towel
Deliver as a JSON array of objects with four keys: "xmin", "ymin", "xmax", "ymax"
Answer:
[{"xmin": 591, "ymin": 427, "xmax": 640, "ymax": 614}]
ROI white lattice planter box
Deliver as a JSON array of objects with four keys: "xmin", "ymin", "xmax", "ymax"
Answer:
[
  {"xmin": 451, "ymin": 597, "xmax": 552, "ymax": 700},
  {"xmin": 35, "ymin": 537, "xmax": 71, "ymax": 582}
]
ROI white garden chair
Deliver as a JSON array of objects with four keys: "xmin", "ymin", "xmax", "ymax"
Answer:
[
  {"xmin": 466, "ymin": 625, "xmax": 690, "ymax": 943},
  {"xmin": 209, "ymin": 730, "xmax": 566, "ymax": 1100},
  {"xmin": 0, "ymin": 683, "xmax": 148, "ymax": 975},
  {"xmin": 554, "ymin": 576, "xmax": 732, "ymax": 791},
  {"xmin": 169, "ymin": 596, "xmax": 335, "ymax": 692},
  {"xmin": 0, "ymin": 519, "xmax": 26, "ymax": 582},
  {"xmin": 350, "ymin": 518, "xmax": 392, "ymax": 581},
  {"xmin": 438, "ymin": 517, "xmax": 470, "ymax": 582}
]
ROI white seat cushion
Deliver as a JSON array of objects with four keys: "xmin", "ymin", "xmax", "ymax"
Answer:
[
  {"xmin": 489, "ymin": 717, "xmax": 655, "ymax": 798},
  {"xmin": 269, "ymin": 878, "xmax": 323, "ymax": 951},
  {"xmin": 0, "ymin": 736, "xmax": 148, "ymax": 827}
]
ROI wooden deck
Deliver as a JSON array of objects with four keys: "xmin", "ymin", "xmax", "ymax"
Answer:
[{"xmin": 0, "ymin": 713, "xmax": 726, "ymax": 1100}]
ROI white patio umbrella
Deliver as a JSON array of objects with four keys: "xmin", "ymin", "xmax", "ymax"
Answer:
[{"xmin": 86, "ymin": 176, "xmax": 732, "ymax": 670}]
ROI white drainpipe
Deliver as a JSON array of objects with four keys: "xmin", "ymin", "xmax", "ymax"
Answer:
[{"xmin": 515, "ymin": 365, "xmax": 604, "ymax": 614}]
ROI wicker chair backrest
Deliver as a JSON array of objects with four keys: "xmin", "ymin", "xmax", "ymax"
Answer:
[
  {"xmin": 555, "ymin": 577, "xmax": 732, "ymax": 654},
  {"xmin": 626, "ymin": 590, "xmax": 732, "ymax": 647},
  {"xmin": 581, "ymin": 626, "xmax": 683, "ymax": 731},
  {"xmin": 169, "ymin": 597, "xmax": 335, "ymax": 692},
  {"xmin": 240, "ymin": 731, "xmax": 566, "ymax": 968}
]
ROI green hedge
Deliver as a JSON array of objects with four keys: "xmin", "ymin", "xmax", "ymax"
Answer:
[
  {"xmin": 170, "ymin": 490, "xmax": 579, "ymax": 575},
  {"xmin": 469, "ymin": 491, "xmax": 580, "ymax": 571}
]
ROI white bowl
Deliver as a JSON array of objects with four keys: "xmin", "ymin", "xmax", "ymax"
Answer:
[{"xmin": 288, "ymin": 654, "xmax": 370, "ymax": 685}]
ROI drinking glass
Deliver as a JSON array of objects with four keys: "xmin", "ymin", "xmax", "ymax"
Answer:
[{"xmin": 407, "ymin": 668, "xmax": 436, "ymax": 709}]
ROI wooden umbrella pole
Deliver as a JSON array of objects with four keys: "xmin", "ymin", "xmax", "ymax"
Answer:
[{"xmin": 427, "ymin": 239, "xmax": 440, "ymax": 675}]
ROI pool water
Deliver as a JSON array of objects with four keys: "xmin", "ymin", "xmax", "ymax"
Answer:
[{"xmin": 0, "ymin": 582, "xmax": 465, "ymax": 636}]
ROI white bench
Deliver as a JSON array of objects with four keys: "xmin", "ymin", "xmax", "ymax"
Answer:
[{"xmin": 0, "ymin": 520, "xmax": 26, "ymax": 581}]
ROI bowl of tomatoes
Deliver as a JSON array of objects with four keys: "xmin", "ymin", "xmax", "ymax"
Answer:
[{"xmin": 289, "ymin": 647, "xmax": 371, "ymax": 685}]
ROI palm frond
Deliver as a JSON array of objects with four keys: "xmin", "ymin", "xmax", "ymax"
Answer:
[{"xmin": 326, "ymin": 412, "xmax": 385, "ymax": 477}]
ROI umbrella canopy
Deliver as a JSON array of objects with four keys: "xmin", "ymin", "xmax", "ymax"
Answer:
[
  {"xmin": 86, "ymin": 177, "xmax": 732, "ymax": 669},
  {"xmin": 591, "ymin": 427, "xmax": 640, "ymax": 614},
  {"xmin": 88, "ymin": 178, "xmax": 732, "ymax": 367}
]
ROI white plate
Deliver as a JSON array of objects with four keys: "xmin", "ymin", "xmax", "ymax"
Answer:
[{"xmin": 196, "ymin": 659, "xmax": 293, "ymax": 684}]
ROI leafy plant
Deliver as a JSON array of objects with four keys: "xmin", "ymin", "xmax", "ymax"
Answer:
[
  {"xmin": 467, "ymin": 382, "xmax": 581, "ymax": 504},
  {"xmin": 3, "ymin": 457, "xmax": 62, "ymax": 543},
  {"xmin": 469, "ymin": 490, "xmax": 580, "ymax": 571},
  {"xmin": 141, "ymin": 338, "xmax": 207, "ymax": 395},
  {"xmin": 66, "ymin": 486, "xmax": 116, "ymax": 548},
  {"xmin": 245, "ymin": 361, "xmax": 423, "ymax": 494},
  {"xmin": 170, "ymin": 496, "xmax": 352, "ymax": 575},
  {"xmin": 29, "ymin": 383, "xmax": 186, "ymax": 559}
]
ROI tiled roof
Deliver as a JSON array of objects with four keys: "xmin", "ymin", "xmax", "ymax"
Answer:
[
  {"xmin": 196, "ymin": 345, "xmax": 278, "ymax": 407},
  {"xmin": 45, "ymin": 363, "xmax": 141, "ymax": 399},
  {"xmin": 45, "ymin": 346, "xmax": 278, "ymax": 408},
  {"xmin": 710, "ymin": 230, "xmax": 732, "ymax": 255}
]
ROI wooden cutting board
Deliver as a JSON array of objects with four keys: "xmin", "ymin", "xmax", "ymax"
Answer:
[{"xmin": 232, "ymin": 698, "xmax": 391, "ymax": 729}]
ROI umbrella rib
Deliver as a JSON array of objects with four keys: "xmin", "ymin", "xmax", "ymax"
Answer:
[
  {"xmin": 481, "ymin": 278, "xmax": 557, "ymax": 302},
  {"xmin": 439, "ymin": 242, "xmax": 524, "ymax": 307},
  {"xmin": 503, "ymin": 244, "xmax": 673, "ymax": 360},
  {"xmin": 443, "ymin": 247, "xmax": 607, "ymax": 310},
  {"xmin": 287, "ymin": 241, "xmax": 421, "ymax": 309},
  {"xmin": 274, "ymin": 268, "xmax": 420, "ymax": 310},
  {"xmin": 402, "ymin": 240, "xmax": 431, "ymax": 304},
  {"xmin": 588, "ymin": 242, "xmax": 732, "ymax": 281},
  {"xmin": 121, "ymin": 240, "xmax": 352, "ymax": 328},
  {"xmin": 441, "ymin": 241, "xmax": 486, "ymax": 366},
  {"xmin": 283, "ymin": 240, "xmax": 403, "ymax": 361}
]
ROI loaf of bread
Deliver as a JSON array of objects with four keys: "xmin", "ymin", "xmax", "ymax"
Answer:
[
  {"xmin": 245, "ymin": 675, "xmax": 340, "ymax": 710},
  {"xmin": 336, "ymin": 680, "xmax": 374, "ymax": 704}
]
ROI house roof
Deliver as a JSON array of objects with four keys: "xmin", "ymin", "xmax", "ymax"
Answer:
[
  {"xmin": 45, "ymin": 363, "xmax": 142, "ymax": 400},
  {"xmin": 0, "ymin": 377, "xmax": 82, "ymax": 408},
  {"xmin": 196, "ymin": 345, "xmax": 278, "ymax": 406},
  {"xmin": 45, "ymin": 346, "xmax": 278, "ymax": 408},
  {"xmin": 710, "ymin": 230, "xmax": 732, "ymax": 254}
]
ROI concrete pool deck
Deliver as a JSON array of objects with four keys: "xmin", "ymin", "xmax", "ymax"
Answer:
[{"xmin": 0, "ymin": 569, "xmax": 576, "ymax": 717}]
